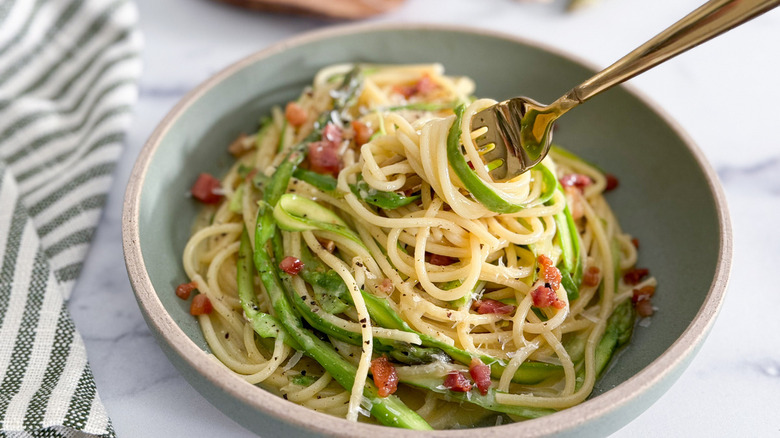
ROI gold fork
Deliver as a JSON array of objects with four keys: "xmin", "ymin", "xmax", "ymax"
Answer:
[{"xmin": 471, "ymin": 0, "xmax": 779, "ymax": 181}]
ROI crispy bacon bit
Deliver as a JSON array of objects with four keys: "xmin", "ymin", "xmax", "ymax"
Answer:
[
  {"xmin": 537, "ymin": 255, "xmax": 562, "ymax": 290},
  {"xmin": 415, "ymin": 75, "xmax": 437, "ymax": 95},
  {"xmin": 393, "ymin": 74, "xmax": 438, "ymax": 99},
  {"xmin": 605, "ymin": 173, "xmax": 620, "ymax": 192},
  {"xmin": 370, "ymin": 356, "xmax": 398, "ymax": 397},
  {"xmin": 190, "ymin": 173, "xmax": 223, "ymax": 204},
  {"xmin": 308, "ymin": 140, "xmax": 340, "ymax": 176},
  {"xmin": 428, "ymin": 253, "xmax": 455, "ymax": 266},
  {"xmin": 175, "ymin": 281, "xmax": 197, "ymax": 300},
  {"xmin": 632, "ymin": 285, "xmax": 656, "ymax": 317},
  {"xmin": 472, "ymin": 299, "xmax": 515, "ymax": 315},
  {"xmin": 559, "ymin": 173, "xmax": 593, "ymax": 191},
  {"xmin": 378, "ymin": 278, "xmax": 394, "ymax": 294},
  {"xmin": 624, "ymin": 268, "xmax": 650, "ymax": 285},
  {"xmin": 632, "ymin": 285, "xmax": 656, "ymax": 304},
  {"xmin": 443, "ymin": 370, "xmax": 472, "ymax": 393},
  {"xmin": 285, "ymin": 102, "xmax": 308, "ymax": 127},
  {"xmin": 322, "ymin": 123, "xmax": 343, "ymax": 144},
  {"xmin": 631, "ymin": 238, "xmax": 640, "ymax": 249},
  {"xmin": 583, "ymin": 266, "xmax": 601, "ymax": 287},
  {"xmin": 190, "ymin": 294, "xmax": 213, "ymax": 315},
  {"xmin": 279, "ymin": 256, "xmax": 304, "ymax": 275},
  {"xmin": 635, "ymin": 299, "xmax": 653, "ymax": 317},
  {"xmin": 227, "ymin": 133, "xmax": 250, "ymax": 157},
  {"xmin": 351, "ymin": 120, "xmax": 373, "ymax": 147},
  {"xmin": 469, "ymin": 358, "xmax": 491, "ymax": 395},
  {"xmin": 531, "ymin": 286, "xmax": 566, "ymax": 309},
  {"xmin": 307, "ymin": 123, "xmax": 343, "ymax": 176}
]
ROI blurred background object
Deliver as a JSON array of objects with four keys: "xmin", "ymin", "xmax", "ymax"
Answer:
[
  {"xmin": 511, "ymin": 0, "xmax": 603, "ymax": 12},
  {"xmin": 213, "ymin": 0, "xmax": 406, "ymax": 19}
]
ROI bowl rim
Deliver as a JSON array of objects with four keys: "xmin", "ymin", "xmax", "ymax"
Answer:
[{"xmin": 122, "ymin": 21, "xmax": 732, "ymax": 437}]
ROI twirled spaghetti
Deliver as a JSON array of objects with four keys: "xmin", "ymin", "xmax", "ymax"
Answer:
[{"xmin": 180, "ymin": 64, "xmax": 657, "ymax": 429}]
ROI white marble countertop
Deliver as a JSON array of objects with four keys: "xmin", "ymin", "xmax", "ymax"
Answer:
[{"xmin": 69, "ymin": 0, "xmax": 780, "ymax": 436}]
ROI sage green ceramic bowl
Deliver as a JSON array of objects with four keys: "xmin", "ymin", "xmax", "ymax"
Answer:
[{"xmin": 122, "ymin": 23, "xmax": 731, "ymax": 437}]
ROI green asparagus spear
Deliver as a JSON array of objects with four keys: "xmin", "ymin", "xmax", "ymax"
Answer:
[
  {"xmin": 237, "ymin": 231, "xmax": 300, "ymax": 349},
  {"xmin": 594, "ymin": 300, "xmax": 635, "ymax": 377}
]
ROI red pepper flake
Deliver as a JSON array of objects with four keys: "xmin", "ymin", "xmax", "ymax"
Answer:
[
  {"xmin": 469, "ymin": 358, "xmax": 491, "ymax": 395},
  {"xmin": 443, "ymin": 370, "xmax": 472, "ymax": 392},
  {"xmin": 175, "ymin": 281, "xmax": 197, "ymax": 300},
  {"xmin": 537, "ymin": 255, "xmax": 562, "ymax": 290},
  {"xmin": 559, "ymin": 173, "xmax": 592, "ymax": 191},
  {"xmin": 531, "ymin": 286, "xmax": 566, "ymax": 309},
  {"xmin": 632, "ymin": 285, "xmax": 656, "ymax": 317},
  {"xmin": 285, "ymin": 102, "xmax": 308, "ymax": 127},
  {"xmin": 351, "ymin": 120, "xmax": 373, "ymax": 147},
  {"xmin": 190, "ymin": 294, "xmax": 213, "ymax": 315},
  {"xmin": 605, "ymin": 173, "xmax": 620, "ymax": 192},
  {"xmin": 427, "ymin": 253, "xmax": 455, "ymax": 266},
  {"xmin": 279, "ymin": 256, "xmax": 304, "ymax": 276},
  {"xmin": 624, "ymin": 268, "xmax": 649, "ymax": 285},
  {"xmin": 190, "ymin": 173, "xmax": 223, "ymax": 204},
  {"xmin": 631, "ymin": 238, "xmax": 640, "ymax": 249},
  {"xmin": 472, "ymin": 299, "xmax": 515, "ymax": 315},
  {"xmin": 582, "ymin": 266, "xmax": 601, "ymax": 287},
  {"xmin": 370, "ymin": 356, "xmax": 398, "ymax": 397}
]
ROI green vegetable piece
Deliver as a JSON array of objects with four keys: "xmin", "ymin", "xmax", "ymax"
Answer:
[
  {"xmin": 535, "ymin": 163, "xmax": 558, "ymax": 205},
  {"xmin": 229, "ymin": 183, "xmax": 244, "ymax": 214},
  {"xmin": 447, "ymin": 105, "xmax": 524, "ymax": 214},
  {"xmin": 559, "ymin": 267, "xmax": 580, "ymax": 302},
  {"xmin": 553, "ymin": 201, "xmax": 577, "ymax": 273},
  {"xmin": 298, "ymin": 243, "xmax": 350, "ymax": 315},
  {"xmin": 292, "ymin": 167, "xmax": 339, "ymax": 193},
  {"xmin": 291, "ymin": 169, "xmax": 420, "ymax": 210},
  {"xmin": 350, "ymin": 178, "xmax": 420, "ymax": 210},
  {"xmin": 237, "ymin": 230, "xmax": 300, "ymax": 349},
  {"xmin": 277, "ymin": 119, "xmax": 288, "ymax": 153},
  {"xmin": 594, "ymin": 300, "xmax": 635, "ymax": 377},
  {"xmin": 273, "ymin": 193, "xmax": 362, "ymax": 245},
  {"xmin": 442, "ymin": 280, "xmax": 485, "ymax": 309},
  {"xmin": 237, "ymin": 164, "xmax": 253, "ymax": 179},
  {"xmin": 291, "ymin": 374, "xmax": 318, "ymax": 386}
]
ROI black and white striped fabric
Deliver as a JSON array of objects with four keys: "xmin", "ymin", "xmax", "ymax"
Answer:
[{"xmin": 0, "ymin": 0, "xmax": 141, "ymax": 436}]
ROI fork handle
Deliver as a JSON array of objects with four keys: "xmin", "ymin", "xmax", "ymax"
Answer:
[{"xmin": 554, "ymin": 0, "xmax": 779, "ymax": 109}]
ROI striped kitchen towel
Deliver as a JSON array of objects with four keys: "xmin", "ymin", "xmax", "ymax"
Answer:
[{"xmin": 0, "ymin": 0, "xmax": 141, "ymax": 436}]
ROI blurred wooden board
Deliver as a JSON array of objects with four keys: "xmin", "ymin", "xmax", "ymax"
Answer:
[{"xmin": 213, "ymin": 0, "xmax": 406, "ymax": 19}]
